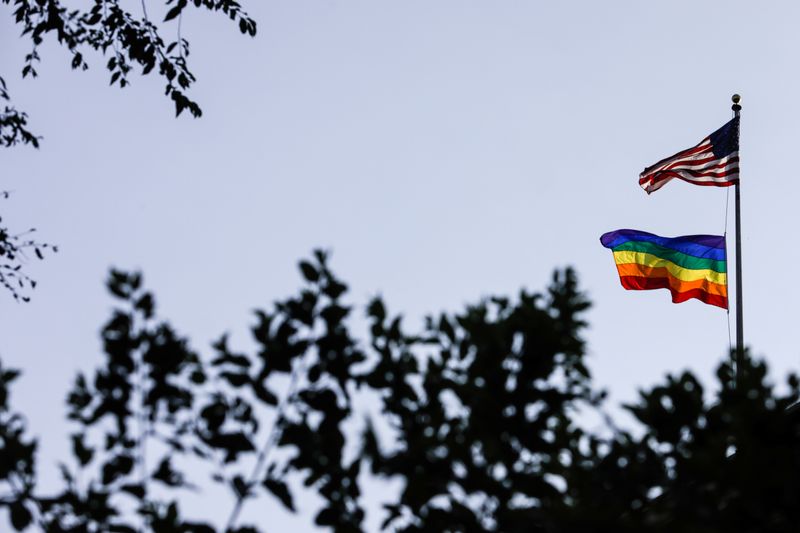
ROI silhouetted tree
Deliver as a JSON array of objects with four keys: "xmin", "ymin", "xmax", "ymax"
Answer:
[
  {"xmin": 360, "ymin": 268, "xmax": 602, "ymax": 532},
  {"xmin": 1, "ymin": 252, "xmax": 370, "ymax": 531},
  {"xmin": 1, "ymin": 252, "xmax": 798, "ymax": 531},
  {"xmin": 561, "ymin": 353, "xmax": 800, "ymax": 533}
]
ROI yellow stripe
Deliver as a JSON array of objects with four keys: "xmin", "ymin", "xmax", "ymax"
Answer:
[{"xmin": 612, "ymin": 250, "xmax": 727, "ymax": 285}]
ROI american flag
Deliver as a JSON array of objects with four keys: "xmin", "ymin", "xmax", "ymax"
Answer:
[{"xmin": 639, "ymin": 117, "xmax": 739, "ymax": 194}]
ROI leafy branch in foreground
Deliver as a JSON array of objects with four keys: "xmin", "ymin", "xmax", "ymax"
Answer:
[
  {"xmin": 0, "ymin": 77, "xmax": 39, "ymax": 148},
  {"xmin": 0, "ymin": 361, "xmax": 38, "ymax": 530},
  {"xmin": 0, "ymin": 192, "xmax": 57, "ymax": 302},
  {"xmin": 1, "ymin": 1, "xmax": 257, "ymax": 299},
  {"xmin": 2, "ymin": 0, "xmax": 257, "ymax": 142}
]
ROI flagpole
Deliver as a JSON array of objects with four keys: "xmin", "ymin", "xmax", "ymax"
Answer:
[{"xmin": 732, "ymin": 94, "xmax": 744, "ymax": 380}]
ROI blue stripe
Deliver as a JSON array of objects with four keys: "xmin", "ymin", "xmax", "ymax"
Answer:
[{"xmin": 600, "ymin": 229, "xmax": 726, "ymax": 261}]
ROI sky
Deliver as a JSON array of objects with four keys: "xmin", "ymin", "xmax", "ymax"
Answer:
[{"xmin": 2, "ymin": 1, "xmax": 800, "ymax": 530}]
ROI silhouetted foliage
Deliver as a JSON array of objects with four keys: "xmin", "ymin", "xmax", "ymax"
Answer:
[
  {"xmin": 0, "ymin": 77, "xmax": 38, "ymax": 148},
  {"xmin": 360, "ymin": 268, "xmax": 602, "ymax": 532},
  {"xmin": 1, "ymin": 252, "xmax": 799, "ymax": 531},
  {"xmin": 0, "ymin": 192, "xmax": 57, "ymax": 302},
  {"xmin": 1, "ymin": 1, "xmax": 258, "ymax": 300},
  {"xmin": 2, "ymin": 0, "xmax": 257, "ymax": 134},
  {"xmin": 0, "ymin": 360, "xmax": 37, "ymax": 530},
  {"xmin": 561, "ymin": 354, "xmax": 800, "ymax": 533},
  {"xmin": 0, "ymin": 77, "xmax": 45, "ymax": 301}
]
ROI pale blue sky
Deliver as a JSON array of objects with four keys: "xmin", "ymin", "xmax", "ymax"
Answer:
[{"xmin": 2, "ymin": 1, "xmax": 799, "ymax": 530}]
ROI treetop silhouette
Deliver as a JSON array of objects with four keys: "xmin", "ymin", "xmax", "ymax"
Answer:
[{"xmin": 1, "ymin": 252, "xmax": 797, "ymax": 532}]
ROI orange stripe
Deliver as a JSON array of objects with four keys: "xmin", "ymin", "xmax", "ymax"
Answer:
[{"xmin": 615, "ymin": 263, "xmax": 727, "ymax": 297}]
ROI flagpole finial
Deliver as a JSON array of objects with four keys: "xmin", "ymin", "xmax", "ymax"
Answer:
[{"xmin": 732, "ymin": 94, "xmax": 742, "ymax": 112}]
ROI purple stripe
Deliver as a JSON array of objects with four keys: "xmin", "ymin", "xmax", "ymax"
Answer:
[{"xmin": 600, "ymin": 229, "xmax": 726, "ymax": 262}]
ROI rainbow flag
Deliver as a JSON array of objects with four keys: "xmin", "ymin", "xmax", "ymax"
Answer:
[{"xmin": 600, "ymin": 229, "xmax": 728, "ymax": 309}]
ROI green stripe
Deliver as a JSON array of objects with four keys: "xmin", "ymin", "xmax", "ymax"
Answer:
[{"xmin": 612, "ymin": 240, "xmax": 727, "ymax": 273}]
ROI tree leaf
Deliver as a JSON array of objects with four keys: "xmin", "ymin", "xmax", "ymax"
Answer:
[
  {"xmin": 263, "ymin": 476, "xmax": 295, "ymax": 512},
  {"xmin": 9, "ymin": 502, "xmax": 32, "ymax": 531}
]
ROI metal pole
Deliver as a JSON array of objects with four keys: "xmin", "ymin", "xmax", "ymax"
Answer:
[{"xmin": 732, "ymin": 94, "xmax": 744, "ymax": 380}]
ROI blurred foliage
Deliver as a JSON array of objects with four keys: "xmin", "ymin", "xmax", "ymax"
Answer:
[
  {"xmin": 561, "ymin": 352, "xmax": 800, "ymax": 533},
  {"xmin": 1, "ymin": 252, "xmax": 798, "ymax": 531}
]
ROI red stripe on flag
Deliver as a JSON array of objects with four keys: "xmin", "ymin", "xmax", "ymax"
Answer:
[
  {"xmin": 641, "ymin": 140, "xmax": 712, "ymax": 175},
  {"xmin": 663, "ymin": 155, "xmax": 739, "ymax": 172},
  {"xmin": 619, "ymin": 275, "xmax": 728, "ymax": 309},
  {"xmin": 644, "ymin": 171, "xmax": 738, "ymax": 190}
]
